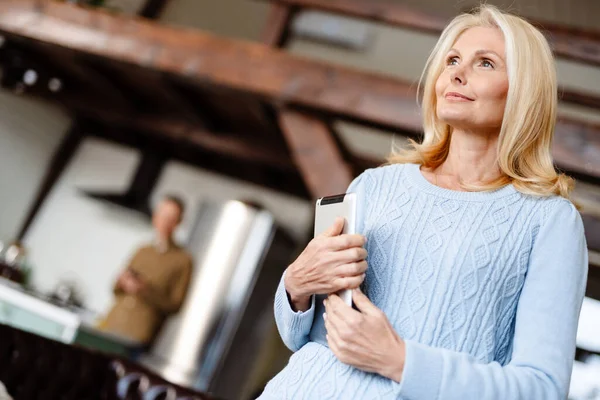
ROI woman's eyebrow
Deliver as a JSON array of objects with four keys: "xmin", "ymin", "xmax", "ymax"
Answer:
[{"xmin": 474, "ymin": 49, "xmax": 503, "ymax": 60}]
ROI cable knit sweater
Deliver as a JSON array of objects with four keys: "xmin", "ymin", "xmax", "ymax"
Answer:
[{"xmin": 258, "ymin": 163, "xmax": 588, "ymax": 400}]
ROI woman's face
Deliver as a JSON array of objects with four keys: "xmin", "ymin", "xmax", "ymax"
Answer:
[{"xmin": 435, "ymin": 26, "xmax": 509, "ymax": 134}]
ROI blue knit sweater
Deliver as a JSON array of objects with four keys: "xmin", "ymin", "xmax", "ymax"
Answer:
[{"xmin": 258, "ymin": 163, "xmax": 588, "ymax": 400}]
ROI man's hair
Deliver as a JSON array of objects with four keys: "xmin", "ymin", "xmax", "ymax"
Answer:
[{"xmin": 163, "ymin": 194, "xmax": 185, "ymax": 217}]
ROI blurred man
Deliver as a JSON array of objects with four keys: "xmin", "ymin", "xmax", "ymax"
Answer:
[{"xmin": 101, "ymin": 195, "xmax": 193, "ymax": 346}]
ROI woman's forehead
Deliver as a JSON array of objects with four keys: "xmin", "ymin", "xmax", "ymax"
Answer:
[{"xmin": 451, "ymin": 26, "xmax": 505, "ymax": 56}]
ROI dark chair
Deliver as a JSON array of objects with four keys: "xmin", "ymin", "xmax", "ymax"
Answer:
[{"xmin": 0, "ymin": 324, "xmax": 220, "ymax": 400}]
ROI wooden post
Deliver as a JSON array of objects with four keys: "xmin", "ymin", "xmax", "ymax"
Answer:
[
  {"xmin": 262, "ymin": 4, "xmax": 297, "ymax": 47},
  {"xmin": 138, "ymin": 0, "xmax": 171, "ymax": 19},
  {"xmin": 278, "ymin": 110, "xmax": 353, "ymax": 198}
]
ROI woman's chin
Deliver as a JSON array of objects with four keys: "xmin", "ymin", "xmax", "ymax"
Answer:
[{"xmin": 437, "ymin": 114, "xmax": 472, "ymax": 128}]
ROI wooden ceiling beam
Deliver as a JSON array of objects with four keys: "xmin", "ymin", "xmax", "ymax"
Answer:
[
  {"xmin": 138, "ymin": 0, "xmax": 172, "ymax": 19},
  {"xmin": 0, "ymin": 41, "xmax": 135, "ymax": 113},
  {"xmin": 262, "ymin": 3, "xmax": 298, "ymax": 47},
  {"xmin": 85, "ymin": 61, "xmax": 211, "ymax": 126},
  {"xmin": 87, "ymin": 121, "xmax": 308, "ymax": 198},
  {"xmin": 0, "ymin": 0, "xmax": 421, "ymax": 132},
  {"xmin": 553, "ymin": 117, "xmax": 600, "ymax": 182},
  {"xmin": 560, "ymin": 88, "xmax": 600, "ymax": 110},
  {"xmin": 50, "ymin": 92, "xmax": 296, "ymax": 170},
  {"xmin": 111, "ymin": 118, "xmax": 294, "ymax": 170},
  {"xmin": 278, "ymin": 110, "xmax": 353, "ymax": 198},
  {"xmin": 260, "ymin": 0, "xmax": 600, "ymax": 67},
  {"xmin": 261, "ymin": 0, "xmax": 446, "ymax": 34},
  {"xmin": 584, "ymin": 216, "xmax": 600, "ymax": 253}
]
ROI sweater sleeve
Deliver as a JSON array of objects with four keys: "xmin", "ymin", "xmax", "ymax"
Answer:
[
  {"xmin": 274, "ymin": 173, "xmax": 369, "ymax": 352},
  {"xmin": 394, "ymin": 199, "xmax": 588, "ymax": 400},
  {"xmin": 274, "ymin": 270, "xmax": 317, "ymax": 352}
]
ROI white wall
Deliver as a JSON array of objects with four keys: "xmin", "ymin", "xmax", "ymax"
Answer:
[
  {"xmin": 23, "ymin": 138, "xmax": 312, "ymax": 315},
  {"xmin": 0, "ymin": 88, "xmax": 70, "ymax": 241}
]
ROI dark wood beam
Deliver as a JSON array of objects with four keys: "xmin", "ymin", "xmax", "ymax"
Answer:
[
  {"xmin": 17, "ymin": 122, "xmax": 84, "ymax": 240},
  {"xmin": 72, "ymin": 104, "xmax": 295, "ymax": 170},
  {"xmin": 138, "ymin": 0, "xmax": 171, "ymax": 19},
  {"xmin": 586, "ymin": 261, "xmax": 600, "ymax": 300},
  {"xmin": 261, "ymin": 0, "xmax": 446, "ymax": 34},
  {"xmin": 278, "ymin": 110, "xmax": 353, "ymax": 198},
  {"xmin": 0, "ymin": 42, "xmax": 135, "ymax": 113},
  {"xmin": 538, "ymin": 21, "xmax": 600, "ymax": 68},
  {"xmin": 80, "ymin": 60, "xmax": 210, "ymax": 126},
  {"xmin": 0, "ymin": 0, "xmax": 422, "ymax": 133},
  {"xmin": 553, "ymin": 117, "xmax": 600, "ymax": 182},
  {"xmin": 560, "ymin": 88, "xmax": 600, "ymax": 110},
  {"xmin": 259, "ymin": 0, "xmax": 600, "ymax": 67},
  {"xmin": 326, "ymin": 122, "xmax": 382, "ymax": 177},
  {"xmin": 583, "ymin": 216, "xmax": 600, "ymax": 253},
  {"xmin": 85, "ymin": 120, "xmax": 309, "ymax": 199},
  {"xmin": 262, "ymin": 4, "xmax": 297, "ymax": 47}
]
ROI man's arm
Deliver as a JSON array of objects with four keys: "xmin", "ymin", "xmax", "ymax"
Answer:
[
  {"xmin": 112, "ymin": 250, "xmax": 142, "ymax": 295},
  {"xmin": 138, "ymin": 256, "xmax": 193, "ymax": 314}
]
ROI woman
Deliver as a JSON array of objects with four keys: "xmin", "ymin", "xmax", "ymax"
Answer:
[{"xmin": 259, "ymin": 5, "xmax": 588, "ymax": 400}]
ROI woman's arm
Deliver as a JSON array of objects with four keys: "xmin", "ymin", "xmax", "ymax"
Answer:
[
  {"xmin": 394, "ymin": 199, "xmax": 588, "ymax": 400},
  {"xmin": 274, "ymin": 270, "xmax": 318, "ymax": 352},
  {"xmin": 274, "ymin": 172, "xmax": 370, "ymax": 352}
]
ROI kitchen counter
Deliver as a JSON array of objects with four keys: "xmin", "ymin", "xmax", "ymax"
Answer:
[{"xmin": 0, "ymin": 278, "xmax": 143, "ymax": 356}]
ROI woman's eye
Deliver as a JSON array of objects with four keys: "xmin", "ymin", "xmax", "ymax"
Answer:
[
  {"xmin": 481, "ymin": 59, "xmax": 494, "ymax": 68},
  {"xmin": 447, "ymin": 56, "xmax": 459, "ymax": 66}
]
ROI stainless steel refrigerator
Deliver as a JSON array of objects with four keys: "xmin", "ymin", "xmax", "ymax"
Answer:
[{"xmin": 141, "ymin": 199, "xmax": 296, "ymax": 400}]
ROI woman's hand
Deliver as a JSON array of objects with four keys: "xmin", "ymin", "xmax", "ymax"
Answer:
[
  {"xmin": 324, "ymin": 289, "xmax": 406, "ymax": 382},
  {"xmin": 284, "ymin": 217, "xmax": 368, "ymax": 311}
]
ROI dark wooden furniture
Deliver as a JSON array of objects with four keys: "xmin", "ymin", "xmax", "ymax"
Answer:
[{"xmin": 0, "ymin": 323, "xmax": 219, "ymax": 400}]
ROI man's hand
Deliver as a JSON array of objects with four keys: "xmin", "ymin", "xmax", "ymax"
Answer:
[{"xmin": 118, "ymin": 270, "xmax": 145, "ymax": 294}]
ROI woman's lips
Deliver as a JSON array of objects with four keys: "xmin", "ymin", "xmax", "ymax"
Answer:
[{"xmin": 445, "ymin": 92, "xmax": 474, "ymax": 101}]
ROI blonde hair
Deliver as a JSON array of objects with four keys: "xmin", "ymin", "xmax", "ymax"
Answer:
[{"xmin": 387, "ymin": 4, "xmax": 573, "ymax": 198}]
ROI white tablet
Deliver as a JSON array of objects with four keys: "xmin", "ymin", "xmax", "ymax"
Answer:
[{"xmin": 314, "ymin": 192, "xmax": 357, "ymax": 306}]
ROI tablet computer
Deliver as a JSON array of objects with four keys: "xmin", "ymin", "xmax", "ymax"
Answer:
[{"xmin": 314, "ymin": 192, "xmax": 357, "ymax": 306}]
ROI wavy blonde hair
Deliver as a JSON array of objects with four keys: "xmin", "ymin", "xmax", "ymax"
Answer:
[{"xmin": 387, "ymin": 4, "xmax": 573, "ymax": 198}]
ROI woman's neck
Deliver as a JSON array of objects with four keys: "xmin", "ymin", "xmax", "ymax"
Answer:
[{"xmin": 434, "ymin": 128, "xmax": 502, "ymax": 188}]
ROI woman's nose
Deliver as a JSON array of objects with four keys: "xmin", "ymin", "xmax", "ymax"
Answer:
[{"xmin": 450, "ymin": 66, "xmax": 467, "ymax": 85}]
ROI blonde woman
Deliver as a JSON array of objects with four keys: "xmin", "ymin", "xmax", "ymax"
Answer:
[{"xmin": 258, "ymin": 5, "xmax": 587, "ymax": 400}]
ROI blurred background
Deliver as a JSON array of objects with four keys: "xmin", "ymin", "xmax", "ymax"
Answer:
[{"xmin": 0, "ymin": 0, "xmax": 598, "ymax": 399}]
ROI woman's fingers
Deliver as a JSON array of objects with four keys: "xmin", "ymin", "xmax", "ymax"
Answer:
[
  {"xmin": 327, "ymin": 234, "xmax": 367, "ymax": 251},
  {"xmin": 331, "ymin": 274, "xmax": 365, "ymax": 292},
  {"xmin": 334, "ymin": 260, "xmax": 368, "ymax": 277},
  {"xmin": 319, "ymin": 217, "xmax": 345, "ymax": 238},
  {"xmin": 330, "ymin": 247, "xmax": 368, "ymax": 264}
]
